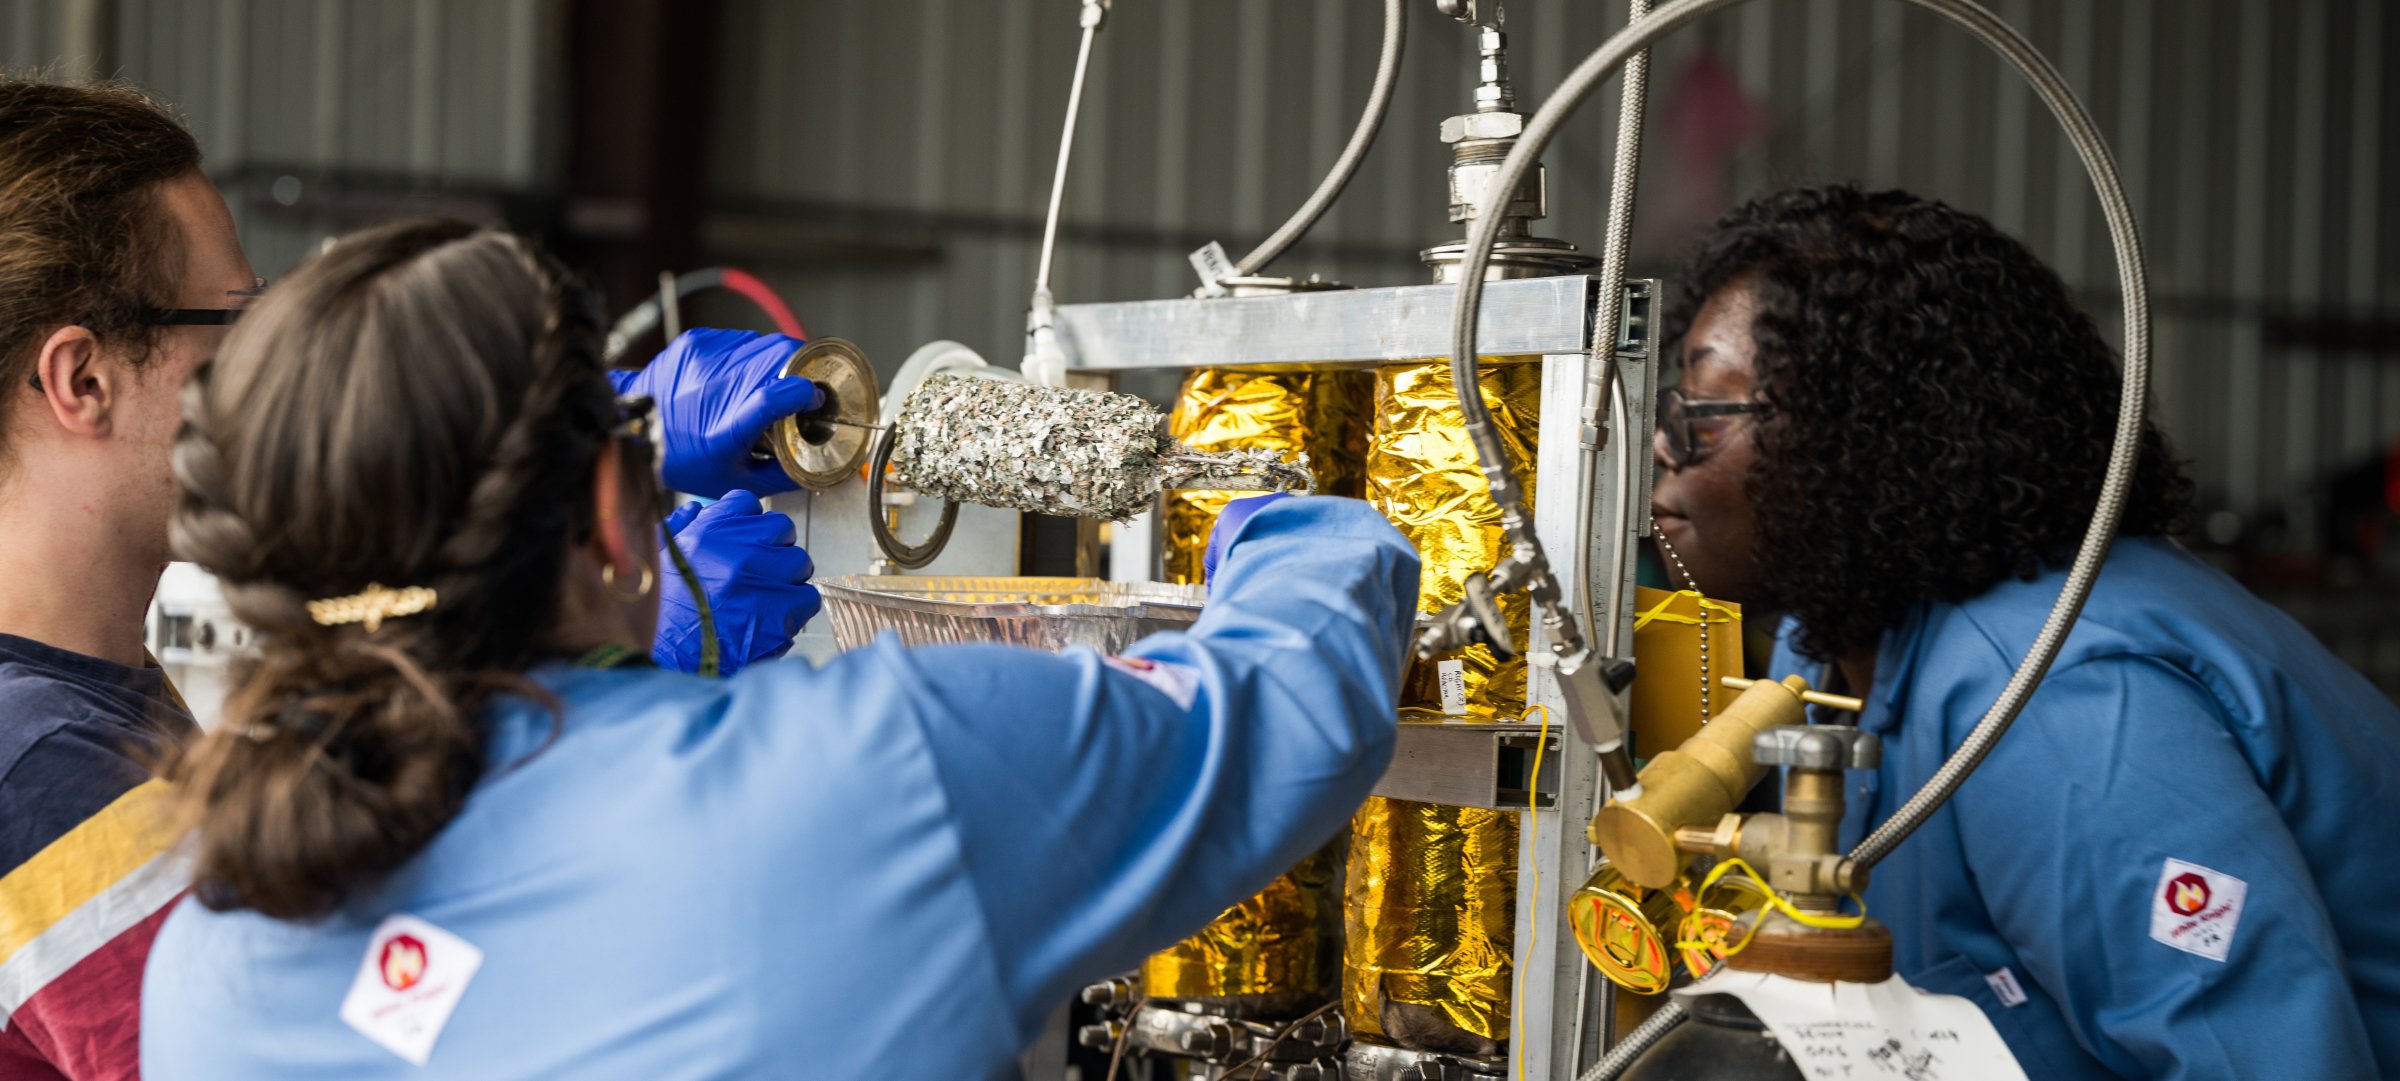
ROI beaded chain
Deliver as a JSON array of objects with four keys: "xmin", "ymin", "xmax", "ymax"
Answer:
[{"xmin": 1651, "ymin": 520, "xmax": 1713, "ymax": 721}]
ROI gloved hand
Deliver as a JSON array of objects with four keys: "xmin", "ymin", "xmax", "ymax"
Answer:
[
  {"xmin": 654, "ymin": 490, "xmax": 821, "ymax": 675},
  {"xmin": 610, "ymin": 328, "xmax": 824, "ymax": 499},
  {"xmin": 1202, "ymin": 493, "xmax": 1292, "ymax": 586}
]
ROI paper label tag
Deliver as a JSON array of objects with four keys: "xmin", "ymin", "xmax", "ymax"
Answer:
[
  {"xmin": 1983, "ymin": 967, "xmax": 2028, "ymax": 1008},
  {"xmin": 1103, "ymin": 655, "xmax": 1201, "ymax": 711},
  {"xmin": 1680, "ymin": 970, "xmax": 2030, "ymax": 1081},
  {"xmin": 340, "ymin": 914, "xmax": 484, "ymax": 1066},
  {"xmin": 1437, "ymin": 659, "xmax": 1468, "ymax": 715},
  {"xmin": 2149, "ymin": 858, "xmax": 2247, "ymax": 962},
  {"xmin": 1188, "ymin": 241, "xmax": 1236, "ymax": 297}
]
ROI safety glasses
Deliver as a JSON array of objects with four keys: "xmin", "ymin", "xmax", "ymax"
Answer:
[{"xmin": 1656, "ymin": 387, "xmax": 1762, "ymax": 467}]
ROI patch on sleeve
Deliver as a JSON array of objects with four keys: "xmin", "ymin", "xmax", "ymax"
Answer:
[
  {"xmin": 2148, "ymin": 858, "xmax": 2247, "ymax": 962},
  {"xmin": 340, "ymin": 913, "xmax": 485, "ymax": 1065},
  {"xmin": 1102, "ymin": 655, "xmax": 1200, "ymax": 710}
]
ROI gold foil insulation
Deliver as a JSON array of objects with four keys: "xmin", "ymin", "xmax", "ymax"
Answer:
[
  {"xmin": 1345, "ymin": 796, "xmax": 1519, "ymax": 1050},
  {"xmin": 1161, "ymin": 369, "xmax": 1371, "ymax": 585},
  {"xmin": 1371, "ymin": 360, "xmax": 1543, "ymax": 720},
  {"xmin": 1140, "ymin": 835, "xmax": 1347, "ymax": 1013},
  {"xmin": 1345, "ymin": 359, "xmax": 1542, "ymax": 1052},
  {"xmin": 1144, "ymin": 369, "xmax": 1369, "ymax": 1014}
]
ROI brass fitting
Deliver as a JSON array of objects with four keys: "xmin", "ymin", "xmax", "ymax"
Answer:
[{"xmin": 1586, "ymin": 675, "xmax": 1811, "ymax": 888}]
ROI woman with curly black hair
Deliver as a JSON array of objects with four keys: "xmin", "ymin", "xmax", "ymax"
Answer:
[{"xmin": 1652, "ymin": 184, "xmax": 2400, "ymax": 1079}]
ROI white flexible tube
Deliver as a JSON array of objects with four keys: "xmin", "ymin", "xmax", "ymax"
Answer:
[{"xmin": 1033, "ymin": 11, "xmax": 1103, "ymax": 299}]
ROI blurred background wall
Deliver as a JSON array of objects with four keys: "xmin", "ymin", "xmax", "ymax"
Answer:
[{"xmin": 6, "ymin": 0, "xmax": 2397, "ymax": 692}]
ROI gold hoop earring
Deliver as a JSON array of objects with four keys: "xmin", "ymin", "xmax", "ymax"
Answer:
[{"xmin": 601, "ymin": 563, "xmax": 654, "ymax": 601}]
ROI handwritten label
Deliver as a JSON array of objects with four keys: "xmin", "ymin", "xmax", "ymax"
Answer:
[
  {"xmin": 1437, "ymin": 659, "xmax": 1468, "ymax": 715},
  {"xmin": 1188, "ymin": 241, "xmax": 1236, "ymax": 297},
  {"xmin": 1679, "ymin": 970, "xmax": 2028, "ymax": 1081}
]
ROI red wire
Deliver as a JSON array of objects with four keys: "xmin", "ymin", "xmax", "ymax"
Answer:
[{"xmin": 718, "ymin": 267, "xmax": 807, "ymax": 341}]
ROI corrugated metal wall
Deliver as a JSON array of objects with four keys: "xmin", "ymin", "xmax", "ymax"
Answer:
[
  {"xmin": 7, "ymin": 0, "xmax": 2396, "ymax": 677},
  {"xmin": 705, "ymin": 0, "xmax": 2397, "ymax": 521},
  {"xmin": 2, "ymin": 0, "xmax": 558, "ymax": 276},
  {"xmin": 11, "ymin": 0, "xmax": 2390, "ymax": 523},
  {"xmin": 701, "ymin": 0, "xmax": 2399, "ymax": 686}
]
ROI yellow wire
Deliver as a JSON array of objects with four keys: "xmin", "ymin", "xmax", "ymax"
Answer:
[
  {"xmin": 1683, "ymin": 856, "xmax": 1870, "ymax": 963},
  {"xmin": 1512, "ymin": 703, "xmax": 1551, "ymax": 1081}
]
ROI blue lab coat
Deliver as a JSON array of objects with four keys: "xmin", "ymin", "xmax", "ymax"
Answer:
[
  {"xmin": 140, "ymin": 497, "xmax": 1419, "ymax": 1080},
  {"xmin": 1770, "ymin": 537, "xmax": 2400, "ymax": 1079}
]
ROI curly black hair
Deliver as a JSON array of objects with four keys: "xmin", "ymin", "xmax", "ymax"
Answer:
[{"xmin": 1663, "ymin": 184, "xmax": 2194, "ymax": 662}]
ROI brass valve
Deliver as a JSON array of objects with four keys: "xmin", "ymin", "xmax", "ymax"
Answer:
[{"xmin": 1586, "ymin": 674, "xmax": 1811, "ymax": 888}]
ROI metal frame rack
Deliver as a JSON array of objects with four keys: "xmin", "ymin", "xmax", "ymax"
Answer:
[{"xmin": 1056, "ymin": 272, "xmax": 1660, "ymax": 1079}]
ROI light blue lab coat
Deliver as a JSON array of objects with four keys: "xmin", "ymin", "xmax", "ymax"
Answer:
[
  {"xmin": 140, "ymin": 497, "xmax": 1419, "ymax": 1080},
  {"xmin": 1771, "ymin": 537, "xmax": 2400, "ymax": 1080}
]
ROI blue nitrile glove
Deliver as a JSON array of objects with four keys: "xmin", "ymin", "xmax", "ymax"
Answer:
[
  {"xmin": 654, "ymin": 490, "xmax": 821, "ymax": 675},
  {"xmin": 1202, "ymin": 493, "xmax": 1293, "ymax": 587},
  {"xmin": 609, "ymin": 328, "xmax": 824, "ymax": 498}
]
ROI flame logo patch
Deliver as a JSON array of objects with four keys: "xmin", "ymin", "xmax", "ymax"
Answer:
[
  {"xmin": 2164, "ymin": 872, "xmax": 2211, "ymax": 916},
  {"xmin": 379, "ymin": 933, "xmax": 429, "ymax": 991}
]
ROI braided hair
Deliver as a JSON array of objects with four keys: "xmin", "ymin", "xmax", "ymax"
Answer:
[{"xmin": 166, "ymin": 219, "xmax": 633, "ymax": 919}]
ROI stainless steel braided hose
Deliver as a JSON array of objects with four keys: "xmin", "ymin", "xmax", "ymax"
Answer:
[
  {"xmin": 1446, "ymin": 0, "xmax": 2148, "ymax": 869},
  {"xmin": 1229, "ymin": 0, "xmax": 1407, "ymax": 278},
  {"xmin": 1435, "ymin": 3, "xmax": 2150, "ymax": 1073},
  {"xmin": 1582, "ymin": 999, "xmax": 1690, "ymax": 1081},
  {"xmin": 1587, "ymin": 0, "xmax": 1652, "ymax": 660}
]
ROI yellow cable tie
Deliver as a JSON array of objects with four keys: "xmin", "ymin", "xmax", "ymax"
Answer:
[{"xmin": 1633, "ymin": 589, "xmax": 1743, "ymax": 631}]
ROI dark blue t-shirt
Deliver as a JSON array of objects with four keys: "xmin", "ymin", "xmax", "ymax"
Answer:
[{"xmin": 0, "ymin": 633, "xmax": 195, "ymax": 871}]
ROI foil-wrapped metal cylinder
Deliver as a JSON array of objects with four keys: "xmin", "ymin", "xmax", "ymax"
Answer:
[
  {"xmin": 1142, "ymin": 369, "xmax": 1371, "ymax": 1017},
  {"xmin": 890, "ymin": 374, "xmax": 1314, "ymax": 523},
  {"xmin": 1346, "ymin": 358, "xmax": 1543, "ymax": 1055},
  {"xmin": 890, "ymin": 375, "xmax": 1169, "ymax": 521},
  {"xmin": 1161, "ymin": 369, "xmax": 1371, "ymax": 584},
  {"xmin": 1139, "ymin": 835, "xmax": 1348, "ymax": 1018}
]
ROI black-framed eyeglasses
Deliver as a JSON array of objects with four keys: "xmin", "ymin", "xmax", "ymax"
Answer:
[
  {"xmin": 1657, "ymin": 387, "xmax": 1762, "ymax": 467},
  {"xmin": 130, "ymin": 278, "xmax": 269, "ymax": 327},
  {"xmin": 30, "ymin": 280, "xmax": 272, "ymax": 392},
  {"xmin": 117, "ymin": 276, "xmax": 270, "ymax": 326}
]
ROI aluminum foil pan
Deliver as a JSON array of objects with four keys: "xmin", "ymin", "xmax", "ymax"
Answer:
[{"xmin": 817, "ymin": 576, "xmax": 1206, "ymax": 654}]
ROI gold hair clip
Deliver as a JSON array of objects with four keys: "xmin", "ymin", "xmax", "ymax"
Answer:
[{"xmin": 306, "ymin": 583, "xmax": 438, "ymax": 632}]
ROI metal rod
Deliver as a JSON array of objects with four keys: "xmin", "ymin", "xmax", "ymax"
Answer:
[{"xmin": 1720, "ymin": 676, "xmax": 1864, "ymax": 714}]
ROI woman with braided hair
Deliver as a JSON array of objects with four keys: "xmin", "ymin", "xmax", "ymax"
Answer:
[
  {"xmin": 1650, "ymin": 184, "xmax": 2400, "ymax": 1078},
  {"xmin": 136, "ymin": 220, "xmax": 1422, "ymax": 1080}
]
